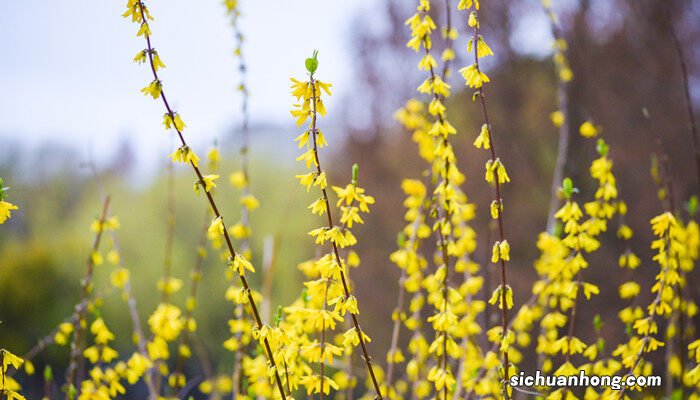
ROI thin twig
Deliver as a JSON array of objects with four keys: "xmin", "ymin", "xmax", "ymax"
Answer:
[
  {"xmin": 65, "ymin": 196, "xmax": 111, "ymax": 397},
  {"xmin": 130, "ymin": 2, "xmax": 288, "ymax": 397},
  {"xmin": 307, "ymin": 76, "xmax": 383, "ymax": 399}
]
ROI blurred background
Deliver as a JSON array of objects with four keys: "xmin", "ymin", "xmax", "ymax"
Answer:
[{"xmin": 1, "ymin": 0, "xmax": 699, "ymax": 397}]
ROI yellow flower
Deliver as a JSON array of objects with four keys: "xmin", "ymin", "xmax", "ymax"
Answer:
[
  {"xmin": 148, "ymin": 303, "xmax": 184, "ymax": 341},
  {"xmin": 582, "ymin": 282, "xmax": 599, "ymax": 299},
  {"xmin": 163, "ymin": 112, "xmax": 186, "ymax": 131},
  {"xmin": 133, "ymin": 49, "xmax": 147, "ymax": 64},
  {"xmin": 208, "ymin": 216, "xmax": 225, "ymax": 236},
  {"xmin": 550, "ymin": 111, "xmax": 565, "ymax": 127},
  {"xmin": 488, "ymin": 285, "xmax": 514, "ymax": 310},
  {"xmin": 194, "ymin": 174, "xmax": 219, "ymax": 194},
  {"xmin": 296, "ymin": 148, "xmax": 317, "ymax": 168},
  {"xmin": 651, "ymin": 212, "xmax": 676, "ymax": 236},
  {"xmin": 332, "ymin": 184, "xmax": 356, "ymax": 206},
  {"xmin": 472, "ymin": 36, "xmax": 493, "ymax": 58},
  {"xmin": 207, "ymin": 147, "xmax": 220, "ymax": 165},
  {"xmin": 151, "ymin": 50, "xmax": 166, "ymax": 71},
  {"xmin": 340, "ymin": 206, "xmax": 363, "ymax": 228},
  {"xmin": 314, "ymin": 171, "xmax": 327, "ymax": 189},
  {"xmin": 343, "ymin": 327, "xmax": 371, "ymax": 347},
  {"xmin": 459, "ymin": 64, "xmax": 490, "ymax": 88},
  {"xmin": 0, "ymin": 200, "xmax": 18, "ymax": 224},
  {"xmin": 140, "ymin": 79, "xmax": 162, "ymax": 99},
  {"xmin": 418, "ymin": 54, "xmax": 437, "ymax": 71},
  {"xmin": 579, "ymin": 121, "xmax": 600, "ymax": 138},
  {"xmin": 230, "ymin": 254, "xmax": 255, "ymax": 275},
  {"xmin": 485, "ymin": 158, "xmax": 510, "ymax": 184},
  {"xmin": 299, "ymin": 374, "xmax": 340, "ymax": 395},
  {"xmin": 229, "ymin": 222, "xmax": 251, "ymax": 239},
  {"xmin": 240, "ymin": 194, "xmax": 260, "ymax": 210},
  {"xmin": 110, "ymin": 268, "xmax": 130, "ymax": 289},
  {"xmin": 619, "ymin": 281, "xmax": 640, "ymax": 299},
  {"xmin": 499, "ymin": 240, "xmax": 510, "ymax": 261},
  {"xmin": 490, "ymin": 200, "xmax": 502, "ymax": 219},
  {"xmin": 137, "ymin": 22, "xmax": 151, "ymax": 37},
  {"xmin": 229, "ymin": 171, "xmax": 247, "ymax": 188},
  {"xmin": 296, "ymin": 172, "xmax": 315, "ymax": 191},
  {"xmin": 308, "ymin": 198, "xmax": 327, "ymax": 215},
  {"xmin": 157, "ymin": 277, "xmax": 184, "ymax": 295},
  {"xmin": 1, "ymin": 349, "xmax": 23, "ymax": 371},
  {"xmin": 54, "ymin": 322, "xmax": 74, "ymax": 345},
  {"xmin": 467, "ymin": 11, "xmax": 478, "ymax": 27},
  {"xmin": 474, "ymin": 123, "xmax": 491, "ymax": 149},
  {"xmin": 308, "ymin": 227, "xmax": 328, "ymax": 245},
  {"xmin": 170, "ymin": 146, "xmax": 200, "ymax": 167}
]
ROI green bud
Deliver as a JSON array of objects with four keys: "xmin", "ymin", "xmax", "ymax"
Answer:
[
  {"xmin": 44, "ymin": 365, "xmax": 53, "ymax": 381},
  {"xmin": 593, "ymin": 314, "xmax": 602, "ymax": 331},
  {"xmin": 671, "ymin": 388, "xmax": 684, "ymax": 400},
  {"xmin": 67, "ymin": 384, "xmax": 77, "ymax": 400},
  {"xmin": 552, "ymin": 221, "xmax": 563, "ymax": 238},
  {"xmin": 305, "ymin": 49, "xmax": 319, "ymax": 75},
  {"xmin": 687, "ymin": 195, "xmax": 698, "ymax": 217},
  {"xmin": 396, "ymin": 232, "xmax": 408, "ymax": 247},
  {"xmin": 352, "ymin": 163, "xmax": 359, "ymax": 186},
  {"xmin": 561, "ymin": 177, "xmax": 578, "ymax": 199},
  {"xmin": 275, "ymin": 306, "xmax": 284, "ymax": 327},
  {"xmin": 597, "ymin": 337, "xmax": 605, "ymax": 353},
  {"xmin": 596, "ymin": 138, "xmax": 609, "ymax": 156}
]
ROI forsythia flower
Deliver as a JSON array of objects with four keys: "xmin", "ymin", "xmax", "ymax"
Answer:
[
  {"xmin": 162, "ymin": 112, "xmax": 186, "ymax": 131},
  {"xmin": 550, "ymin": 110, "xmax": 565, "ymax": 127},
  {"xmin": 459, "ymin": 64, "xmax": 490, "ymax": 88},
  {"xmin": 229, "ymin": 254, "xmax": 255, "ymax": 275},
  {"xmin": 140, "ymin": 79, "xmax": 162, "ymax": 99},
  {"xmin": 579, "ymin": 121, "xmax": 599, "ymax": 138},
  {"xmin": 485, "ymin": 158, "xmax": 510, "ymax": 184},
  {"xmin": 208, "ymin": 216, "xmax": 225, "ymax": 236},
  {"xmin": 0, "ymin": 201, "xmax": 18, "ymax": 224},
  {"xmin": 148, "ymin": 303, "xmax": 184, "ymax": 341},
  {"xmin": 194, "ymin": 174, "xmax": 219, "ymax": 194},
  {"xmin": 240, "ymin": 194, "xmax": 260, "ymax": 210},
  {"xmin": 474, "ymin": 124, "xmax": 491, "ymax": 149},
  {"xmin": 488, "ymin": 285, "xmax": 514, "ymax": 310},
  {"xmin": 170, "ymin": 146, "xmax": 200, "ymax": 167}
]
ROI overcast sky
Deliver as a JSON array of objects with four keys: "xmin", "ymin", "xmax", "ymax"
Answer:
[
  {"xmin": 0, "ymin": 0, "xmax": 557, "ymax": 176},
  {"xmin": 0, "ymin": 1, "xmax": 380, "ymax": 170}
]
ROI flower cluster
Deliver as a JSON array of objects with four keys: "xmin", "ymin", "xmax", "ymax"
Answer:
[
  {"xmin": 393, "ymin": 2, "xmax": 487, "ymax": 398},
  {"xmin": 123, "ymin": 0, "xmax": 288, "ymax": 397},
  {"xmin": 458, "ymin": 0, "xmax": 515, "ymax": 397},
  {"xmin": 0, "ymin": 178, "xmax": 19, "ymax": 225},
  {"xmin": 284, "ymin": 55, "xmax": 381, "ymax": 399},
  {"xmin": 1, "ymin": 349, "xmax": 25, "ymax": 400}
]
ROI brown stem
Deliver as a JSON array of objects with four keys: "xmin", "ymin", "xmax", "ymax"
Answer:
[
  {"xmin": 65, "ymin": 196, "xmax": 111, "ymax": 397},
  {"xmin": 542, "ymin": 4, "xmax": 571, "ymax": 235},
  {"xmin": 667, "ymin": 11, "xmax": 700, "ymax": 196},
  {"xmin": 617, "ymin": 227, "xmax": 672, "ymax": 400},
  {"xmin": 471, "ymin": 17, "xmax": 511, "ymax": 399},
  {"xmin": 418, "ymin": 5, "xmax": 458, "ymax": 395},
  {"xmin": 172, "ymin": 208, "xmax": 210, "ymax": 393},
  {"xmin": 307, "ymin": 76, "xmax": 383, "ymax": 399},
  {"xmin": 132, "ymin": 2, "xmax": 287, "ymax": 397},
  {"xmin": 386, "ymin": 177, "xmax": 431, "ymax": 388},
  {"xmin": 161, "ymin": 157, "xmax": 176, "ymax": 304}
]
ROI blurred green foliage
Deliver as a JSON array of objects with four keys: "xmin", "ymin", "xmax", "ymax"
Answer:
[{"xmin": 0, "ymin": 150, "xmax": 314, "ymax": 385}]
